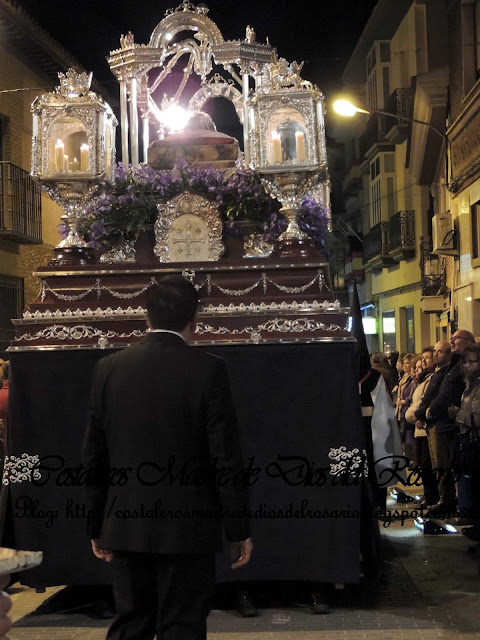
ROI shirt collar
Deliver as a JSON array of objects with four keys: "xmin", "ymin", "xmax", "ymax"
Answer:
[{"xmin": 148, "ymin": 329, "xmax": 186, "ymax": 343}]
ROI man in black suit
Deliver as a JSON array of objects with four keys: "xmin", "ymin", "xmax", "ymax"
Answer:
[
  {"xmin": 415, "ymin": 331, "xmax": 475, "ymax": 515},
  {"xmin": 415, "ymin": 341, "xmax": 451, "ymax": 509},
  {"xmin": 83, "ymin": 275, "xmax": 252, "ymax": 640}
]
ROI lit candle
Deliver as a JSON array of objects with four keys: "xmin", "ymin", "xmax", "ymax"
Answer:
[
  {"xmin": 54, "ymin": 139, "xmax": 64, "ymax": 171},
  {"xmin": 271, "ymin": 132, "xmax": 282, "ymax": 164},
  {"xmin": 70, "ymin": 157, "xmax": 79, "ymax": 170},
  {"xmin": 63, "ymin": 154, "xmax": 69, "ymax": 171},
  {"xmin": 295, "ymin": 131, "xmax": 306, "ymax": 162},
  {"xmin": 80, "ymin": 143, "xmax": 89, "ymax": 171}
]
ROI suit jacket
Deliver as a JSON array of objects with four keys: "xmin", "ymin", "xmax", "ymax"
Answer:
[
  {"xmin": 83, "ymin": 332, "xmax": 250, "ymax": 554},
  {"xmin": 415, "ymin": 363, "xmax": 449, "ymax": 423},
  {"xmin": 415, "ymin": 354, "xmax": 465, "ymax": 433}
]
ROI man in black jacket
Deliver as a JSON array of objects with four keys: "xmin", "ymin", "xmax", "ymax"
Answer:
[
  {"xmin": 83, "ymin": 276, "xmax": 252, "ymax": 640},
  {"xmin": 415, "ymin": 331, "xmax": 475, "ymax": 515}
]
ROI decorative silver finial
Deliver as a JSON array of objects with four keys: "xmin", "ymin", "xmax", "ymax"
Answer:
[
  {"xmin": 56, "ymin": 69, "xmax": 93, "ymax": 97},
  {"xmin": 245, "ymin": 26, "xmax": 256, "ymax": 43},
  {"xmin": 120, "ymin": 31, "xmax": 135, "ymax": 48}
]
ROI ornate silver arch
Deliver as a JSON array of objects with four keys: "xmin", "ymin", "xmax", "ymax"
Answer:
[
  {"xmin": 149, "ymin": 1, "xmax": 224, "ymax": 49},
  {"xmin": 188, "ymin": 74, "xmax": 244, "ymax": 124},
  {"xmin": 108, "ymin": 1, "xmax": 274, "ymax": 165}
]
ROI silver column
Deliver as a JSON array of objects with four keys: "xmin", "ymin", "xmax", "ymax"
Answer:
[
  {"xmin": 142, "ymin": 114, "xmax": 150, "ymax": 164},
  {"xmin": 242, "ymin": 69, "xmax": 250, "ymax": 165},
  {"xmin": 120, "ymin": 79, "xmax": 129, "ymax": 165},
  {"xmin": 129, "ymin": 77, "xmax": 139, "ymax": 166}
]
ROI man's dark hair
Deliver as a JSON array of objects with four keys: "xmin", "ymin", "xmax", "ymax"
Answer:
[
  {"xmin": 146, "ymin": 276, "xmax": 199, "ymax": 331},
  {"xmin": 2, "ymin": 361, "xmax": 8, "ymax": 381}
]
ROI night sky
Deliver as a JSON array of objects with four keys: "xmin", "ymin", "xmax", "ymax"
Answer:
[{"xmin": 22, "ymin": 0, "xmax": 377, "ymax": 93}]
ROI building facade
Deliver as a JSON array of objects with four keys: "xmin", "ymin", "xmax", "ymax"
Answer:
[
  {"xmin": 444, "ymin": 0, "xmax": 480, "ymax": 338},
  {"xmin": 330, "ymin": 0, "xmax": 454, "ymax": 354},
  {"xmin": 0, "ymin": 0, "xmax": 111, "ymax": 358}
]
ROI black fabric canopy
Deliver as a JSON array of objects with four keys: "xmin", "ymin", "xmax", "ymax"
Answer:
[{"xmin": 4, "ymin": 341, "xmax": 366, "ymax": 588}]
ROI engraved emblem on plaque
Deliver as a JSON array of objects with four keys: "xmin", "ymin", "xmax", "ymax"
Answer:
[{"xmin": 154, "ymin": 192, "xmax": 224, "ymax": 262}]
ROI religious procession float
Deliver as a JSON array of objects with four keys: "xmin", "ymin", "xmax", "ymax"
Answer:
[{"xmin": 5, "ymin": 2, "xmax": 367, "ymax": 590}]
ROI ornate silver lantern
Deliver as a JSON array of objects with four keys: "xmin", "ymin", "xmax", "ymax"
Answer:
[
  {"xmin": 31, "ymin": 69, "xmax": 117, "ymax": 264},
  {"xmin": 248, "ymin": 56, "xmax": 328, "ymax": 258}
]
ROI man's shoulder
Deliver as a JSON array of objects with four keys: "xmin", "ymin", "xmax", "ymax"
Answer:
[
  {"xmin": 443, "ymin": 357, "xmax": 464, "ymax": 382},
  {"xmin": 432, "ymin": 364, "xmax": 449, "ymax": 380},
  {"xmin": 96, "ymin": 342, "xmax": 225, "ymax": 369},
  {"xmin": 185, "ymin": 348, "xmax": 226, "ymax": 371},
  {"xmin": 94, "ymin": 343, "xmax": 149, "ymax": 375}
]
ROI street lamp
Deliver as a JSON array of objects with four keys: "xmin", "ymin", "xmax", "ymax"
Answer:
[{"xmin": 332, "ymin": 99, "xmax": 446, "ymax": 142}]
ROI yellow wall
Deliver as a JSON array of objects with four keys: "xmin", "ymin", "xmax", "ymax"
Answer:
[{"xmin": 390, "ymin": 3, "xmax": 427, "ymax": 90}]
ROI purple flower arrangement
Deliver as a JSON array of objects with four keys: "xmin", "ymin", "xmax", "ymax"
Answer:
[
  {"xmin": 262, "ymin": 196, "xmax": 330, "ymax": 256},
  {"xmin": 79, "ymin": 160, "xmax": 330, "ymax": 252}
]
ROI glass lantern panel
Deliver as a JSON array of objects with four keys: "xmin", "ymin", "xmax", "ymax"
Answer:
[
  {"xmin": 49, "ymin": 117, "xmax": 88, "ymax": 173},
  {"xmin": 267, "ymin": 107, "xmax": 307, "ymax": 164}
]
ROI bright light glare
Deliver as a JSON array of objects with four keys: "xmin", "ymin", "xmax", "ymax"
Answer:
[
  {"xmin": 333, "ymin": 100, "xmax": 369, "ymax": 117},
  {"xmin": 165, "ymin": 32, "xmax": 173, "ymax": 41},
  {"xmin": 383, "ymin": 317, "xmax": 395, "ymax": 334},
  {"xmin": 333, "ymin": 100, "xmax": 359, "ymax": 117},
  {"xmin": 158, "ymin": 105, "xmax": 191, "ymax": 133},
  {"xmin": 363, "ymin": 317, "xmax": 376, "ymax": 335}
]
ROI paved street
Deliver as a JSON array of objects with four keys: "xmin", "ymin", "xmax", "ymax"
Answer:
[{"xmin": 7, "ymin": 489, "xmax": 480, "ymax": 639}]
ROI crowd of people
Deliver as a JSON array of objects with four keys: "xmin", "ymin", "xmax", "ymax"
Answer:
[{"xmin": 371, "ymin": 329, "xmax": 480, "ymax": 541}]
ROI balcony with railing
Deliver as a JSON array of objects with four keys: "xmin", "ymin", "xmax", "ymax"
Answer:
[
  {"xmin": 0, "ymin": 162, "xmax": 42, "ymax": 244},
  {"xmin": 419, "ymin": 240, "xmax": 448, "ymax": 313},
  {"xmin": 389, "ymin": 210, "xmax": 415, "ymax": 261},
  {"xmin": 363, "ymin": 222, "xmax": 395, "ymax": 272},
  {"xmin": 359, "ymin": 89, "xmax": 413, "ymax": 161},
  {"xmin": 359, "ymin": 114, "xmax": 388, "ymax": 159},
  {"xmin": 383, "ymin": 88, "xmax": 413, "ymax": 144},
  {"xmin": 0, "ymin": 273, "xmax": 24, "ymax": 358}
]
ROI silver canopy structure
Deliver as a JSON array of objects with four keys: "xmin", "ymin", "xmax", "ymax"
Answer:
[{"xmin": 107, "ymin": 0, "xmax": 274, "ymax": 166}]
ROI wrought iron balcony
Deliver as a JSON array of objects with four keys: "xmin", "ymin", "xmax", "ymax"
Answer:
[
  {"xmin": 422, "ymin": 273, "xmax": 447, "ymax": 297},
  {"xmin": 363, "ymin": 222, "xmax": 395, "ymax": 271},
  {"xmin": 389, "ymin": 210, "xmax": 415, "ymax": 260},
  {"xmin": 0, "ymin": 273, "xmax": 24, "ymax": 357},
  {"xmin": 0, "ymin": 162, "xmax": 42, "ymax": 244},
  {"xmin": 358, "ymin": 89, "xmax": 413, "ymax": 159},
  {"xmin": 419, "ymin": 239, "xmax": 448, "ymax": 313},
  {"xmin": 359, "ymin": 114, "xmax": 388, "ymax": 159},
  {"xmin": 384, "ymin": 88, "xmax": 413, "ymax": 144}
]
